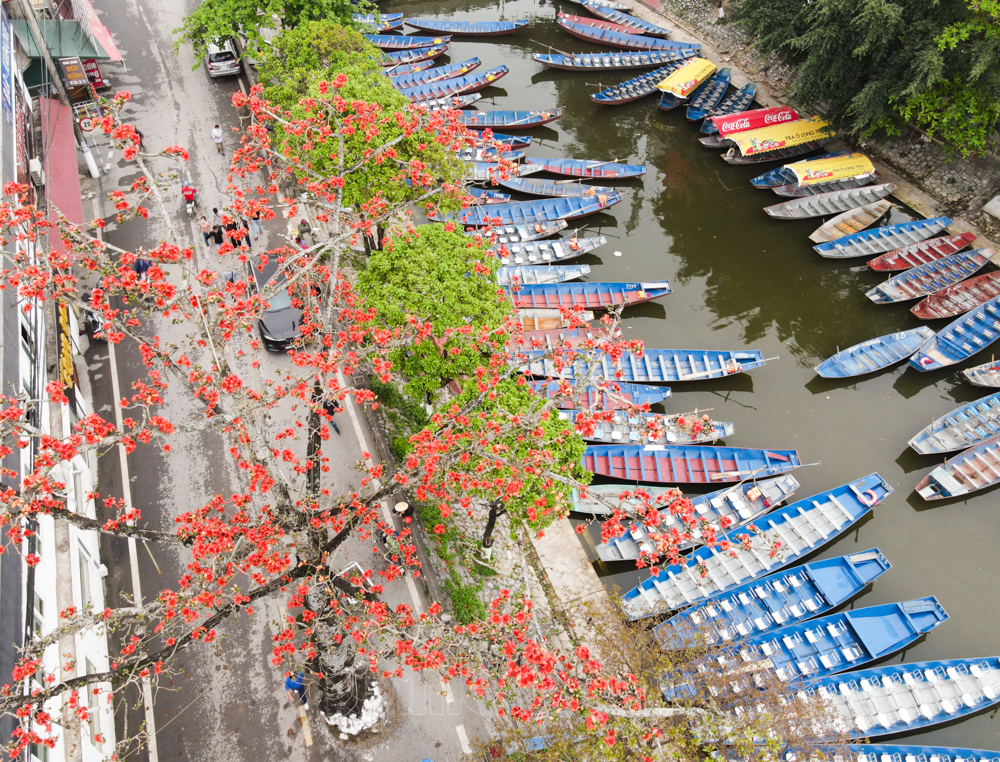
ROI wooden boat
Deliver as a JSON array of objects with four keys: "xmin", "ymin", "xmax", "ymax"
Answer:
[
  {"xmin": 404, "ymin": 19, "xmax": 529, "ymax": 36},
  {"xmin": 382, "ymin": 58, "xmax": 436, "ymax": 76},
  {"xmin": 399, "ymin": 66, "xmax": 509, "ymax": 102},
  {"xmin": 910, "ymin": 295, "xmax": 1000, "ymax": 372},
  {"xmin": 381, "ymin": 45, "xmax": 449, "ymax": 67},
  {"xmin": 508, "ymin": 281, "xmax": 671, "ymax": 310},
  {"xmin": 848, "ymin": 745, "xmax": 1000, "ymax": 762},
  {"xmin": 965, "ymin": 361, "xmax": 1000, "ymax": 388},
  {"xmin": 591, "ymin": 63, "xmax": 684, "ymax": 105},
  {"xmin": 581, "ymin": 3, "xmax": 673, "ymax": 36},
  {"xmin": 697, "ymin": 83, "xmax": 757, "ymax": 135},
  {"xmin": 912, "ymin": 269, "xmax": 1000, "ymax": 319},
  {"xmin": 389, "ymin": 58, "xmax": 481, "ymax": 89},
  {"xmin": 514, "ymin": 322, "xmax": 622, "ymax": 351},
  {"xmin": 908, "ymin": 392, "xmax": 1000, "ymax": 455},
  {"xmin": 466, "ymin": 131, "xmax": 532, "ymax": 148},
  {"xmin": 653, "ymin": 548, "xmax": 891, "ymax": 650},
  {"xmin": 468, "ymin": 187, "xmax": 510, "ymax": 204},
  {"xmin": 496, "ymin": 264, "xmax": 590, "ymax": 286},
  {"xmin": 916, "ymin": 434, "xmax": 1000, "ymax": 500},
  {"xmin": 366, "ymin": 35, "xmax": 451, "ymax": 51},
  {"xmin": 468, "ymin": 162, "xmax": 543, "ymax": 182},
  {"xmin": 556, "ymin": 16, "xmax": 699, "ymax": 51},
  {"xmin": 586, "ymin": 445, "xmax": 802, "ymax": 488},
  {"xmin": 561, "ymin": 0, "xmax": 631, "ymax": 10},
  {"xmin": 519, "ymin": 308, "xmax": 595, "ymax": 331},
  {"xmin": 523, "ymin": 348, "xmax": 769, "ymax": 383},
  {"xmin": 533, "ymin": 49, "xmax": 697, "ymax": 72},
  {"xmin": 815, "ymin": 217, "xmax": 952, "ymax": 259},
  {"xmin": 815, "ymin": 328, "xmax": 934, "ymax": 378},
  {"xmin": 557, "ymin": 12, "xmax": 636, "ymax": 35},
  {"xmin": 420, "ymin": 94, "xmax": 482, "ymax": 111},
  {"xmin": 523, "ymin": 157, "xmax": 646, "ymax": 178},
  {"xmin": 496, "ymin": 177, "xmax": 616, "ymax": 198},
  {"xmin": 455, "ymin": 147, "xmax": 525, "ymax": 162},
  {"xmin": 867, "ymin": 232, "xmax": 978, "ymax": 271},
  {"xmin": 619, "ymin": 473, "xmax": 890, "ymax": 619},
  {"xmin": 744, "ymin": 597, "xmax": 947, "ymax": 683},
  {"xmin": 471, "ymin": 220, "xmax": 567, "ymax": 245},
  {"xmin": 750, "ymin": 150, "xmax": 849, "ymax": 189},
  {"xmin": 354, "ymin": 13, "xmax": 405, "ymax": 31},
  {"xmin": 432, "ymin": 192, "xmax": 623, "ymax": 225},
  {"xmin": 685, "ymin": 68, "xmax": 732, "ymax": 121},
  {"xmin": 568, "ymin": 410, "xmax": 734, "ymax": 448},
  {"xmin": 723, "ymin": 142, "xmax": 827, "ymax": 165},
  {"xmin": 528, "ymin": 379, "xmax": 671, "ymax": 409},
  {"xmin": 459, "ymin": 109, "xmax": 563, "ymax": 130},
  {"xmin": 700, "ymin": 104, "xmax": 798, "ymax": 145},
  {"xmin": 764, "ymin": 184, "xmax": 897, "ymax": 220},
  {"xmin": 593, "ymin": 474, "xmax": 799, "ymax": 559},
  {"xmin": 866, "ymin": 249, "xmax": 991, "ymax": 304},
  {"xmin": 772, "ymin": 172, "xmax": 877, "ymax": 198},
  {"xmin": 809, "ymin": 200, "xmax": 892, "ymax": 244},
  {"xmin": 803, "ymin": 658, "xmax": 1000, "ymax": 738},
  {"xmin": 491, "ymin": 235, "xmax": 607, "ymax": 265},
  {"xmin": 657, "ymin": 73, "xmax": 711, "ymax": 112}
]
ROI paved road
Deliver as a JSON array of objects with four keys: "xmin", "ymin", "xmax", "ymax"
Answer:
[{"xmin": 81, "ymin": 0, "xmax": 490, "ymax": 759}]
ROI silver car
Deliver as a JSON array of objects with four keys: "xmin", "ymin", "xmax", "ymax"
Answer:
[{"xmin": 206, "ymin": 39, "xmax": 241, "ymax": 78}]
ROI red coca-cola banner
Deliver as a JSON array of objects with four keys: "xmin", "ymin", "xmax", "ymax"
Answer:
[{"xmin": 710, "ymin": 106, "xmax": 799, "ymax": 137}]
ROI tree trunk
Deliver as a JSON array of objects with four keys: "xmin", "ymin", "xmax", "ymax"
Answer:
[
  {"xmin": 305, "ymin": 381, "xmax": 323, "ymax": 496},
  {"xmin": 481, "ymin": 500, "xmax": 507, "ymax": 560}
]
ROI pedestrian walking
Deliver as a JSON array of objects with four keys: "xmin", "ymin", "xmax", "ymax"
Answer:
[
  {"xmin": 212, "ymin": 207, "xmax": 223, "ymax": 226},
  {"xmin": 198, "ymin": 216, "xmax": 212, "ymax": 246},
  {"xmin": 284, "ymin": 670, "xmax": 307, "ymax": 710},
  {"xmin": 211, "ymin": 124, "xmax": 224, "ymax": 155},
  {"xmin": 238, "ymin": 216, "xmax": 252, "ymax": 251},
  {"xmin": 322, "ymin": 398, "xmax": 342, "ymax": 435},
  {"xmin": 133, "ymin": 257, "xmax": 152, "ymax": 282},
  {"xmin": 210, "ymin": 225, "xmax": 224, "ymax": 249},
  {"xmin": 250, "ymin": 209, "xmax": 263, "ymax": 239}
]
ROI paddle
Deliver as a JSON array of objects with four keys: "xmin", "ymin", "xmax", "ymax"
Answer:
[{"xmin": 529, "ymin": 39, "xmax": 574, "ymax": 56}]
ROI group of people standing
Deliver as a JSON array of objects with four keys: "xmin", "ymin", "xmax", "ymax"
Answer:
[{"xmin": 197, "ymin": 207, "xmax": 263, "ymax": 253}]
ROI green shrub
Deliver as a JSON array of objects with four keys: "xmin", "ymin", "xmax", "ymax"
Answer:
[
  {"xmin": 444, "ymin": 579, "xmax": 486, "ymax": 625},
  {"xmin": 391, "ymin": 436, "xmax": 410, "ymax": 462}
]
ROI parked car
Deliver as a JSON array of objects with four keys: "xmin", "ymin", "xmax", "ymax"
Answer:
[
  {"xmin": 205, "ymin": 39, "xmax": 241, "ymax": 78},
  {"xmin": 246, "ymin": 255, "xmax": 304, "ymax": 352}
]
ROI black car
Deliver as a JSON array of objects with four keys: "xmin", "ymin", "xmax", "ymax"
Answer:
[{"xmin": 246, "ymin": 255, "xmax": 304, "ymax": 352}]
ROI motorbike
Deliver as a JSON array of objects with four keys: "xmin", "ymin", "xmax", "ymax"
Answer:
[
  {"xmin": 183, "ymin": 187, "xmax": 198, "ymax": 217},
  {"xmin": 80, "ymin": 290, "xmax": 105, "ymax": 340}
]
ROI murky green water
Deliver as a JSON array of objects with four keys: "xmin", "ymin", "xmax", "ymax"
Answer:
[{"xmin": 385, "ymin": 0, "xmax": 1000, "ymax": 748}]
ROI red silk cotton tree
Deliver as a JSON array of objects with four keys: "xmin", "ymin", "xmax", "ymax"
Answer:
[{"xmin": 0, "ymin": 78, "xmax": 818, "ymax": 761}]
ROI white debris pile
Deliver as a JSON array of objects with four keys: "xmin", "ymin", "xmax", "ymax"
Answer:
[{"xmin": 323, "ymin": 681, "xmax": 386, "ymax": 735}]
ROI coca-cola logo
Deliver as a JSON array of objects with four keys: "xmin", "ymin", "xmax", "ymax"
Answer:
[
  {"xmin": 764, "ymin": 110, "xmax": 795, "ymax": 124},
  {"xmin": 723, "ymin": 117, "xmax": 750, "ymax": 131}
]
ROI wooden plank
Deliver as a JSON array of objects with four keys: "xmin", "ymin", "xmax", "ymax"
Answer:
[{"xmin": 298, "ymin": 705, "xmax": 313, "ymax": 747}]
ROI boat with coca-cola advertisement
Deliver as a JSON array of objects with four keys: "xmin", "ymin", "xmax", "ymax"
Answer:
[
  {"xmin": 867, "ymin": 232, "xmax": 978, "ymax": 271},
  {"xmin": 591, "ymin": 63, "xmax": 684, "ymax": 105},
  {"xmin": 697, "ymin": 83, "xmax": 756, "ymax": 129},
  {"xmin": 750, "ymin": 150, "xmax": 850, "ymax": 189},
  {"xmin": 581, "ymin": 3, "xmax": 673, "ymax": 37},
  {"xmin": 771, "ymin": 153, "xmax": 878, "ymax": 197},
  {"xmin": 533, "ymin": 49, "xmax": 698, "ymax": 72},
  {"xmin": 722, "ymin": 117, "xmax": 835, "ymax": 164},
  {"xmin": 528, "ymin": 379, "xmax": 671, "ymax": 409},
  {"xmin": 911, "ymin": 271, "xmax": 1000, "ymax": 320},
  {"xmin": 764, "ymin": 183, "xmax": 898, "ymax": 220},
  {"xmin": 556, "ymin": 16, "xmax": 699, "ymax": 51},
  {"xmin": 388, "ymin": 57, "xmax": 481, "ymax": 89},
  {"xmin": 809, "ymin": 200, "xmax": 893, "ymax": 244},
  {"xmin": 508, "ymin": 281, "xmax": 672, "ymax": 310},
  {"xmin": 865, "ymin": 249, "xmax": 992, "ymax": 304},
  {"xmin": 491, "ymin": 235, "xmax": 607, "ymax": 265},
  {"xmin": 699, "ymin": 105, "xmax": 798, "ymax": 145}
]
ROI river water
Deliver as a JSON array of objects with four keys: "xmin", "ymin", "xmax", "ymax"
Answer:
[{"xmin": 383, "ymin": 0, "xmax": 1000, "ymax": 749}]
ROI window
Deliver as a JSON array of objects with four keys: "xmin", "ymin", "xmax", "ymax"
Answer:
[
  {"xmin": 84, "ymin": 659, "xmax": 102, "ymax": 744},
  {"xmin": 72, "ymin": 468, "xmax": 84, "ymax": 514},
  {"xmin": 28, "ymin": 742, "xmax": 48, "ymax": 762},
  {"xmin": 78, "ymin": 545, "xmax": 93, "ymax": 611},
  {"xmin": 31, "ymin": 592, "xmax": 44, "ymax": 638}
]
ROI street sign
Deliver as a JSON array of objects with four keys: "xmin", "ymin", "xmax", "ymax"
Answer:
[{"xmin": 79, "ymin": 117, "xmax": 94, "ymax": 132}]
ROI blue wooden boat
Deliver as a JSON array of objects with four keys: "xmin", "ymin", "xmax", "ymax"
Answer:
[
  {"xmin": 802, "ymin": 657, "xmax": 1000, "ymax": 738},
  {"xmin": 815, "ymin": 217, "xmax": 953, "ymax": 259},
  {"xmin": 496, "ymin": 177, "xmax": 615, "ymax": 198},
  {"xmin": 533, "ymin": 49, "xmax": 699, "ymax": 72},
  {"xmin": 684, "ymin": 68, "xmax": 731, "ymax": 121},
  {"xmin": 815, "ymin": 328, "xmax": 935, "ymax": 378},
  {"xmin": 524, "ymin": 157, "xmax": 646, "ymax": 178},
  {"xmin": 847, "ymin": 744, "xmax": 1000, "ymax": 762},
  {"xmin": 653, "ymin": 548, "xmax": 891, "ymax": 649},
  {"xmin": 466, "ymin": 131, "xmax": 532, "ymax": 148},
  {"xmin": 491, "ymin": 235, "xmax": 607, "ymax": 265},
  {"xmin": 398, "ymin": 66, "xmax": 509, "ymax": 102},
  {"xmin": 381, "ymin": 45, "xmax": 449, "ymax": 67},
  {"xmin": 750, "ymin": 150, "xmax": 850, "ymax": 188},
  {"xmin": 619, "ymin": 473, "xmax": 891, "ymax": 619},
  {"xmin": 523, "ymin": 348, "xmax": 769, "ymax": 383},
  {"xmin": 472, "ymin": 220, "xmax": 568, "ymax": 245},
  {"xmin": 739, "ymin": 597, "xmax": 948, "ymax": 683},
  {"xmin": 866, "ymin": 249, "xmax": 991, "ymax": 304},
  {"xmin": 388, "ymin": 58, "xmax": 481, "ymax": 89},
  {"xmin": 591, "ymin": 63, "xmax": 684, "ymax": 105},
  {"xmin": 468, "ymin": 162, "xmax": 543, "ymax": 182},
  {"xmin": 405, "ymin": 19, "xmax": 529, "ymax": 36},
  {"xmin": 496, "ymin": 264, "xmax": 589, "ymax": 286},
  {"xmin": 421, "ymin": 94, "xmax": 482, "ymax": 111},
  {"xmin": 509, "ymin": 281, "xmax": 671, "ymax": 310},
  {"xmin": 382, "ymin": 58, "xmax": 436, "ymax": 76},
  {"xmin": 582, "ymin": 3, "xmax": 672, "ymax": 36},
  {"xmin": 354, "ymin": 13, "xmax": 405, "ymax": 31},
  {"xmin": 459, "ymin": 109, "xmax": 563, "ymax": 130},
  {"xmin": 431, "ymin": 193, "xmax": 623, "ymax": 225},
  {"xmin": 657, "ymin": 77, "xmax": 708, "ymax": 111},
  {"xmin": 585, "ymin": 444, "xmax": 802, "ymax": 485},
  {"xmin": 528, "ymin": 379, "xmax": 671, "ymax": 409},
  {"xmin": 698, "ymin": 84, "xmax": 757, "ymax": 134},
  {"xmin": 594, "ymin": 474, "xmax": 800, "ymax": 559},
  {"xmin": 916, "ymin": 433, "xmax": 1000, "ymax": 500},
  {"xmin": 366, "ymin": 34, "xmax": 451, "ymax": 51},
  {"xmin": 467, "ymin": 187, "xmax": 510, "ymax": 203},
  {"xmin": 563, "ymin": 0, "xmax": 632, "ymax": 10},
  {"xmin": 455, "ymin": 147, "xmax": 525, "ymax": 162},
  {"xmin": 557, "ymin": 16, "xmax": 700, "ymax": 51},
  {"xmin": 570, "ymin": 410, "xmax": 734, "ymax": 449},
  {"xmin": 909, "ymin": 392, "xmax": 1000, "ymax": 455},
  {"xmin": 910, "ymin": 294, "xmax": 1000, "ymax": 372}
]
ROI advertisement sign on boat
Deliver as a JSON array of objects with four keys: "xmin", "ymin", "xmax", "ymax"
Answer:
[
  {"xmin": 787, "ymin": 153, "xmax": 875, "ymax": 186},
  {"xmin": 656, "ymin": 57, "xmax": 716, "ymax": 98},
  {"xmin": 710, "ymin": 106, "xmax": 798, "ymax": 137},
  {"xmin": 728, "ymin": 116, "xmax": 835, "ymax": 157}
]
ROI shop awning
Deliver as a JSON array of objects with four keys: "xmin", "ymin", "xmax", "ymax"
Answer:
[
  {"xmin": 656, "ymin": 57, "xmax": 716, "ymax": 98},
  {"xmin": 787, "ymin": 153, "xmax": 875, "ymax": 186},
  {"xmin": 75, "ymin": 0, "xmax": 122, "ymax": 62},
  {"xmin": 727, "ymin": 116, "xmax": 835, "ymax": 157},
  {"xmin": 39, "ymin": 98, "xmax": 85, "ymax": 252},
  {"xmin": 10, "ymin": 19, "xmax": 108, "ymax": 61}
]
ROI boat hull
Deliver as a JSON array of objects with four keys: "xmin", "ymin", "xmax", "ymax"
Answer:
[
  {"xmin": 916, "ymin": 434, "xmax": 1000, "ymax": 499},
  {"xmin": 509, "ymin": 281, "xmax": 671, "ymax": 310},
  {"xmin": 868, "ymin": 231, "xmax": 979, "ymax": 271},
  {"xmin": 585, "ymin": 444, "xmax": 802, "ymax": 485},
  {"xmin": 815, "ymin": 216, "xmax": 952, "ymax": 258},
  {"xmin": 523, "ymin": 348, "xmax": 769, "ymax": 383},
  {"xmin": 815, "ymin": 328, "xmax": 935, "ymax": 378},
  {"xmin": 533, "ymin": 50, "xmax": 694, "ymax": 71},
  {"xmin": 910, "ymin": 294, "xmax": 1000, "ymax": 371},
  {"xmin": 404, "ymin": 19, "xmax": 528, "ymax": 36},
  {"xmin": 908, "ymin": 392, "xmax": 1000, "ymax": 454},
  {"xmin": 528, "ymin": 380, "xmax": 671, "ymax": 410},
  {"xmin": 459, "ymin": 109, "xmax": 563, "ymax": 130}
]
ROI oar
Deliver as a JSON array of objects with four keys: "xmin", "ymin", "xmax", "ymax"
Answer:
[{"xmin": 530, "ymin": 39, "xmax": 574, "ymax": 56}]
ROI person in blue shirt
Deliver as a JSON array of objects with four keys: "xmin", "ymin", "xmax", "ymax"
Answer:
[{"xmin": 285, "ymin": 670, "xmax": 307, "ymax": 710}]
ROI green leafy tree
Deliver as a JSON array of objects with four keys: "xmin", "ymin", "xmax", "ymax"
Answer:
[{"xmin": 356, "ymin": 223, "xmax": 509, "ymax": 399}]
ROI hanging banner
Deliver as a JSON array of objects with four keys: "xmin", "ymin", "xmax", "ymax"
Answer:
[
  {"xmin": 56, "ymin": 303, "xmax": 77, "ymax": 409},
  {"xmin": 0, "ymin": 9, "xmax": 11, "ymax": 126},
  {"xmin": 787, "ymin": 153, "xmax": 876, "ymax": 187},
  {"xmin": 729, "ymin": 116, "xmax": 835, "ymax": 157},
  {"xmin": 656, "ymin": 57, "xmax": 716, "ymax": 98},
  {"xmin": 711, "ymin": 106, "xmax": 798, "ymax": 137}
]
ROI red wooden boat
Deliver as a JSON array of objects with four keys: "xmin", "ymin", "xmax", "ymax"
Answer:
[
  {"xmin": 557, "ymin": 12, "xmax": 634, "ymax": 35},
  {"xmin": 509, "ymin": 281, "xmax": 671, "ymax": 310},
  {"xmin": 639, "ymin": 0, "xmax": 665, "ymax": 12},
  {"xmin": 510, "ymin": 323, "xmax": 623, "ymax": 351},
  {"xmin": 528, "ymin": 380, "xmax": 671, "ymax": 410},
  {"xmin": 867, "ymin": 232, "xmax": 977, "ymax": 271},
  {"xmin": 911, "ymin": 270, "xmax": 1000, "ymax": 320}
]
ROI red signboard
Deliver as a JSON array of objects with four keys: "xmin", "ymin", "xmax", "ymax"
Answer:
[{"xmin": 710, "ymin": 106, "xmax": 799, "ymax": 138}]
